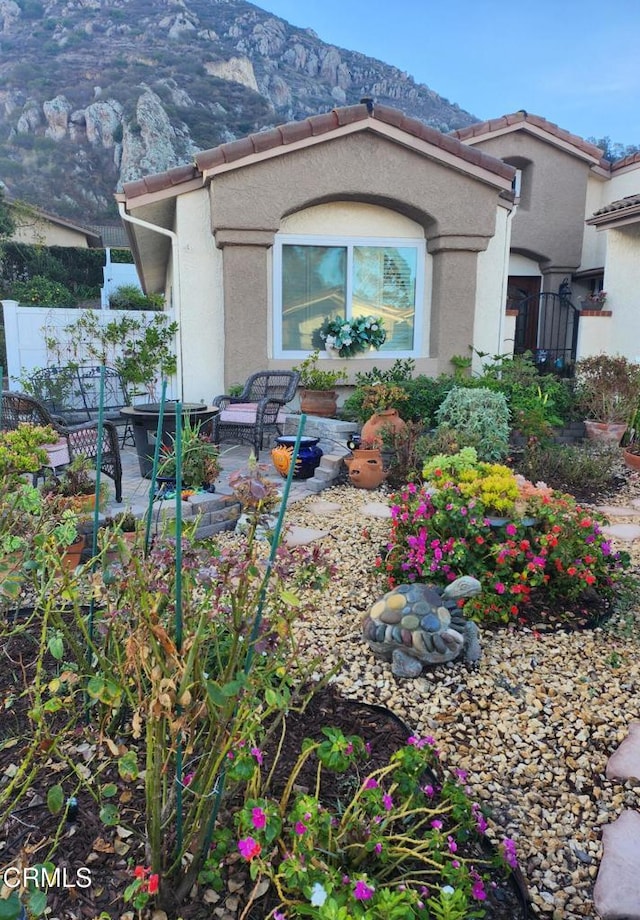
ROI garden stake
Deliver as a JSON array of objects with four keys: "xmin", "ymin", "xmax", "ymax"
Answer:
[
  {"xmin": 174, "ymin": 401, "xmax": 185, "ymax": 857},
  {"xmin": 144, "ymin": 379, "xmax": 168, "ymax": 554},
  {"xmin": 200, "ymin": 415, "xmax": 307, "ymax": 858},
  {"xmin": 85, "ymin": 365, "xmax": 106, "ymax": 723},
  {"xmin": 0, "ymin": 366, "xmax": 3, "ymax": 427}
]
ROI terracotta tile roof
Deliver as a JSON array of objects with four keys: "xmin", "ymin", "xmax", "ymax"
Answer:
[
  {"xmin": 592, "ymin": 194, "xmax": 640, "ymax": 216},
  {"xmin": 611, "ymin": 151, "xmax": 640, "ymax": 171},
  {"xmin": 122, "ymin": 103, "xmax": 513, "ymax": 203},
  {"xmin": 451, "ymin": 111, "xmax": 608, "ymax": 165}
]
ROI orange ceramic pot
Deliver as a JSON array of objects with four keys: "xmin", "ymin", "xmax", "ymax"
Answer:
[
  {"xmin": 62, "ymin": 535, "xmax": 86, "ymax": 571},
  {"xmin": 623, "ymin": 448, "xmax": 640, "ymax": 471},
  {"xmin": 583, "ymin": 420, "xmax": 627, "ymax": 445},
  {"xmin": 360, "ymin": 409, "xmax": 407, "ymax": 448},
  {"xmin": 344, "ymin": 449, "xmax": 388, "ymax": 490},
  {"xmin": 299, "ymin": 389, "xmax": 338, "ymax": 418}
]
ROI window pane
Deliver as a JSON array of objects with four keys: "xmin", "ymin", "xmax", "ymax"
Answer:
[
  {"xmin": 353, "ymin": 247, "xmax": 416, "ymax": 350},
  {"xmin": 282, "ymin": 245, "xmax": 346, "ymax": 350}
]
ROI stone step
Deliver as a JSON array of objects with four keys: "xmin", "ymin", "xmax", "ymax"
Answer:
[{"xmin": 594, "ymin": 723, "xmax": 640, "ymax": 918}]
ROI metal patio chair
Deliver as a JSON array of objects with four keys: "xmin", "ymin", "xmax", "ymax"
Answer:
[{"xmin": 211, "ymin": 371, "xmax": 299, "ymax": 455}]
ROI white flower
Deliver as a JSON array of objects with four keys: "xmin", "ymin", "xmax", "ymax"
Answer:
[
  {"xmin": 442, "ymin": 885, "xmax": 455, "ymax": 896},
  {"xmin": 310, "ymin": 882, "xmax": 327, "ymax": 906},
  {"xmin": 371, "ymin": 323, "xmax": 379, "ymax": 331},
  {"xmin": 325, "ymin": 334, "xmax": 337, "ymax": 347}
]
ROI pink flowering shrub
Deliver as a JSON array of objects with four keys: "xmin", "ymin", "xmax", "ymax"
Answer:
[
  {"xmin": 229, "ymin": 728, "xmax": 515, "ymax": 918},
  {"xmin": 380, "ymin": 478, "xmax": 629, "ymax": 625}
]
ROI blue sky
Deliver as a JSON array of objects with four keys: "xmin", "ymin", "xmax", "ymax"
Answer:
[{"xmin": 256, "ymin": 0, "xmax": 640, "ymax": 149}]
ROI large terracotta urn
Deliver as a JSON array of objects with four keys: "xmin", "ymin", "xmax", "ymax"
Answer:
[
  {"xmin": 360, "ymin": 408, "xmax": 407, "ymax": 448},
  {"xmin": 299, "ymin": 389, "xmax": 338, "ymax": 418},
  {"xmin": 344, "ymin": 448, "xmax": 388, "ymax": 490},
  {"xmin": 583, "ymin": 420, "xmax": 627, "ymax": 445}
]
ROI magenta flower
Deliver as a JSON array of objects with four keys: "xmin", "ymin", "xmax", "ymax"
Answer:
[
  {"xmin": 238, "ymin": 836, "xmax": 261, "ymax": 860},
  {"xmin": 494, "ymin": 582, "xmax": 506, "ymax": 594},
  {"xmin": 502, "ymin": 837, "xmax": 518, "ymax": 868},
  {"xmin": 250, "ymin": 747, "xmax": 264, "ymax": 765},
  {"xmin": 447, "ymin": 835, "xmax": 457, "ymax": 853},
  {"xmin": 431, "ymin": 819, "xmax": 443, "ymax": 830},
  {"xmin": 353, "ymin": 880, "xmax": 375, "ymax": 901},
  {"xmin": 294, "ymin": 821, "xmax": 307, "ymax": 835},
  {"xmin": 251, "ymin": 807, "xmax": 266, "ymax": 830},
  {"xmin": 374, "ymin": 842, "xmax": 382, "ymax": 855},
  {"xmin": 454, "ymin": 768, "xmax": 468, "ymax": 783},
  {"xmin": 472, "ymin": 879, "xmax": 487, "ymax": 900},
  {"xmin": 505, "ymin": 523, "xmax": 517, "ymax": 536},
  {"xmin": 364, "ymin": 777, "xmax": 379, "ymax": 789},
  {"xmin": 421, "ymin": 783, "xmax": 434, "ymax": 797},
  {"xmin": 382, "ymin": 794, "xmax": 394, "ymax": 811}
]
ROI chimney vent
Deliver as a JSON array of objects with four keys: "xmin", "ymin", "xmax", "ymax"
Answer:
[{"xmin": 360, "ymin": 97, "xmax": 374, "ymax": 114}]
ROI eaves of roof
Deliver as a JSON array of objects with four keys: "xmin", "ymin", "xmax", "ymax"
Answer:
[
  {"xmin": 451, "ymin": 111, "xmax": 609, "ymax": 169},
  {"xmin": 121, "ymin": 103, "xmax": 514, "ymax": 208},
  {"xmin": 587, "ymin": 193, "xmax": 640, "ymax": 228}
]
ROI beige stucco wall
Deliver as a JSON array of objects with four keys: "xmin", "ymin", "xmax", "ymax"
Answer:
[
  {"xmin": 470, "ymin": 132, "xmax": 591, "ymax": 281},
  {"xmin": 174, "ymin": 189, "xmax": 226, "ymax": 401},
  {"xmin": 509, "ymin": 253, "xmax": 542, "ymax": 277},
  {"xmin": 209, "ymin": 130, "xmax": 509, "ymax": 385},
  {"xmin": 474, "ymin": 205, "xmax": 512, "ymax": 368},
  {"xmin": 580, "ymin": 175, "xmax": 608, "ymax": 270},
  {"xmin": 576, "ymin": 314, "xmax": 613, "ymax": 359},
  {"xmin": 605, "ymin": 225, "xmax": 640, "ymax": 361},
  {"xmin": 11, "ymin": 219, "xmax": 91, "ymax": 248}
]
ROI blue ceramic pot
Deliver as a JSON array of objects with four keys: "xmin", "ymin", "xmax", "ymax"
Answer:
[{"xmin": 274, "ymin": 436, "xmax": 323, "ymax": 480}]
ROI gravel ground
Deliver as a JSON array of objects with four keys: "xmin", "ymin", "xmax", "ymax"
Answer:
[{"xmin": 276, "ymin": 479, "xmax": 640, "ymax": 920}]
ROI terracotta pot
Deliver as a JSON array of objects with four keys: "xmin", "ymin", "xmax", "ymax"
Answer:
[
  {"xmin": 360, "ymin": 408, "xmax": 407, "ymax": 448},
  {"xmin": 299, "ymin": 389, "xmax": 338, "ymax": 418},
  {"xmin": 623, "ymin": 448, "xmax": 640, "ymax": 471},
  {"xmin": 344, "ymin": 448, "xmax": 388, "ymax": 490},
  {"xmin": 62, "ymin": 535, "xmax": 86, "ymax": 571},
  {"xmin": 584, "ymin": 420, "xmax": 627, "ymax": 445}
]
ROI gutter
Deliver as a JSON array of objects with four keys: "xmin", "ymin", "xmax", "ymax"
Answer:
[{"xmin": 117, "ymin": 200, "xmax": 183, "ymax": 400}]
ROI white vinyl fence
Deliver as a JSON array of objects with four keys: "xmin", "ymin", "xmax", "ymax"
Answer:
[{"xmin": 2, "ymin": 300, "xmax": 177, "ymax": 398}]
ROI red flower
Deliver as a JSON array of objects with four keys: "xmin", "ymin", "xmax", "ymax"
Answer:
[
  {"xmin": 133, "ymin": 866, "xmax": 148, "ymax": 880},
  {"xmin": 147, "ymin": 874, "xmax": 159, "ymax": 895}
]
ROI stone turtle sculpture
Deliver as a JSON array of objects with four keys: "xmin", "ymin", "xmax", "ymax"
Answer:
[{"xmin": 362, "ymin": 576, "xmax": 482, "ymax": 677}]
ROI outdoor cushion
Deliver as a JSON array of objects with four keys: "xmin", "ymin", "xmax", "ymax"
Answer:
[{"xmin": 219, "ymin": 403, "xmax": 287, "ymax": 425}]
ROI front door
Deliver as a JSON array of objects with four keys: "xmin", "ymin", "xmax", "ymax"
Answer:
[{"xmin": 508, "ymin": 275, "xmax": 541, "ymax": 354}]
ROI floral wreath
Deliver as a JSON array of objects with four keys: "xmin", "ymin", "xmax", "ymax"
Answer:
[{"xmin": 316, "ymin": 315, "xmax": 387, "ymax": 358}]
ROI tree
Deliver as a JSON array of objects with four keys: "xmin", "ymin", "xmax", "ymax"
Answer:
[{"xmin": 0, "ymin": 189, "xmax": 16, "ymax": 240}]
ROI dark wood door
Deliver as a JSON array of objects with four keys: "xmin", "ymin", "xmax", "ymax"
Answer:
[{"xmin": 508, "ymin": 275, "xmax": 541, "ymax": 353}]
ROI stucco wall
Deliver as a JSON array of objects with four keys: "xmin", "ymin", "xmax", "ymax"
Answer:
[
  {"xmin": 174, "ymin": 189, "xmax": 226, "ymax": 401},
  {"xmin": 474, "ymin": 205, "xmax": 512, "ymax": 368},
  {"xmin": 11, "ymin": 220, "xmax": 91, "ymax": 248},
  {"xmin": 606, "ymin": 225, "xmax": 640, "ymax": 360},
  {"xmin": 471, "ymin": 133, "xmax": 591, "ymax": 277},
  {"xmin": 209, "ymin": 131, "xmax": 508, "ymax": 384},
  {"xmin": 580, "ymin": 175, "xmax": 608, "ymax": 270}
]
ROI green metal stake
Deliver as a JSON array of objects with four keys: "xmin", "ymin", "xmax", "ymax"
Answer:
[
  {"xmin": 174, "ymin": 401, "xmax": 184, "ymax": 856},
  {"xmin": 144, "ymin": 381, "xmax": 168, "ymax": 555},
  {"xmin": 87, "ymin": 365, "xmax": 106, "ymax": 649},
  {"xmin": 202, "ymin": 414, "xmax": 307, "ymax": 854}
]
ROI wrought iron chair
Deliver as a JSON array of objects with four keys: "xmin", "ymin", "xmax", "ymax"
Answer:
[
  {"xmin": 1, "ymin": 391, "xmax": 123, "ymax": 502},
  {"xmin": 211, "ymin": 371, "xmax": 300, "ymax": 455}
]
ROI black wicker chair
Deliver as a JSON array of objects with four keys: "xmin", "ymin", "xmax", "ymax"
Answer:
[
  {"xmin": 1, "ymin": 391, "xmax": 123, "ymax": 502},
  {"xmin": 211, "ymin": 371, "xmax": 300, "ymax": 455}
]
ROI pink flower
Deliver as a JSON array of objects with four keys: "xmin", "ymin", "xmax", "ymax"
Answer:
[
  {"xmin": 238, "ymin": 837, "xmax": 261, "ymax": 860},
  {"xmin": 364, "ymin": 777, "xmax": 379, "ymax": 789},
  {"xmin": 422, "ymin": 784, "xmax": 434, "ymax": 797},
  {"xmin": 294, "ymin": 821, "xmax": 307, "ymax": 835},
  {"xmin": 374, "ymin": 842, "xmax": 382, "ymax": 855},
  {"xmin": 183, "ymin": 772, "xmax": 195, "ymax": 786},
  {"xmin": 454, "ymin": 768, "xmax": 468, "ymax": 783},
  {"xmin": 472, "ymin": 879, "xmax": 487, "ymax": 900},
  {"xmin": 250, "ymin": 747, "xmax": 264, "ymax": 765},
  {"xmin": 502, "ymin": 837, "xmax": 518, "ymax": 869},
  {"xmin": 353, "ymin": 880, "xmax": 375, "ymax": 901},
  {"xmin": 505, "ymin": 523, "xmax": 517, "ymax": 536},
  {"xmin": 494, "ymin": 582, "xmax": 506, "ymax": 594},
  {"xmin": 431, "ymin": 819, "xmax": 443, "ymax": 831},
  {"xmin": 447, "ymin": 835, "xmax": 457, "ymax": 853},
  {"xmin": 382, "ymin": 794, "xmax": 394, "ymax": 811},
  {"xmin": 251, "ymin": 807, "xmax": 266, "ymax": 830}
]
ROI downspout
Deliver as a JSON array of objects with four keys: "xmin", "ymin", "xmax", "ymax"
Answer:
[
  {"xmin": 117, "ymin": 200, "xmax": 184, "ymax": 400},
  {"xmin": 497, "ymin": 201, "xmax": 517, "ymax": 356}
]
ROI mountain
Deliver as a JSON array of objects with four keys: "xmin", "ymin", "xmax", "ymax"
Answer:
[{"xmin": 0, "ymin": 0, "xmax": 477, "ymax": 225}]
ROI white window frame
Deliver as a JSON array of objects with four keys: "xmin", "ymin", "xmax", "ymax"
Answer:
[{"xmin": 273, "ymin": 233, "xmax": 426, "ymax": 360}]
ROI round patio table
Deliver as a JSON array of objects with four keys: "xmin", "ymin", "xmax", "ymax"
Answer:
[{"xmin": 120, "ymin": 402, "xmax": 219, "ymax": 478}]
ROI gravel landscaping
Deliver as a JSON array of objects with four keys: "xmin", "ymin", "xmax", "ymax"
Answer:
[{"xmin": 269, "ymin": 476, "xmax": 640, "ymax": 920}]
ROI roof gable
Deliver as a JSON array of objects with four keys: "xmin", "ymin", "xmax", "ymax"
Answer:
[
  {"xmin": 451, "ymin": 111, "xmax": 609, "ymax": 168},
  {"xmin": 121, "ymin": 103, "xmax": 514, "ymax": 206}
]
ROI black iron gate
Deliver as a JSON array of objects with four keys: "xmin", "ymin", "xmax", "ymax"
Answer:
[{"xmin": 512, "ymin": 291, "xmax": 580, "ymax": 377}]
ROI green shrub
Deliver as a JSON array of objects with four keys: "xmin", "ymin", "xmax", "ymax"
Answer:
[
  {"xmin": 11, "ymin": 274, "xmax": 77, "ymax": 306},
  {"xmin": 517, "ymin": 441, "xmax": 621, "ymax": 495},
  {"xmin": 435, "ymin": 386, "xmax": 510, "ymax": 461},
  {"xmin": 108, "ymin": 284, "xmax": 163, "ymax": 311}
]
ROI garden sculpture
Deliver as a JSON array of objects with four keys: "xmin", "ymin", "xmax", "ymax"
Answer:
[{"xmin": 362, "ymin": 576, "xmax": 482, "ymax": 677}]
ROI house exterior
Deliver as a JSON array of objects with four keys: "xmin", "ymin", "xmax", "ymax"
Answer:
[
  {"xmin": 117, "ymin": 102, "xmax": 515, "ymax": 402},
  {"xmin": 118, "ymin": 103, "xmax": 640, "ymax": 402},
  {"xmin": 452, "ymin": 113, "xmax": 640, "ymax": 369},
  {"xmin": 7, "ymin": 200, "xmax": 102, "ymax": 248}
]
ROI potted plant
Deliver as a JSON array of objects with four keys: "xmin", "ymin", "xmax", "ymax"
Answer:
[
  {"xmin": 157, "ymin": 417, "xmax": 220, "ymax": 492},
  {"xmin": 316, "ymin": 315, "xmax": 386, "ymax": 358},
  {"xmin": 575, "ymin": 354, "xmax": 640, "ymax": 444},
  {"xmin": 42, "ymin": 454, "xmax": 107, "ymax": 513},
  {"xmin": 359, "ymin": 382, "xmax": 409, "ymax": 448},
  {"xmin": 580, "ymin": 290, "xmax": 608, "ymax": 310},
  {"xmin": 292, "ymin": 350, "xmax": 347, "ymax": 418}
]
